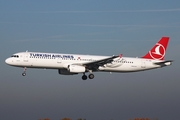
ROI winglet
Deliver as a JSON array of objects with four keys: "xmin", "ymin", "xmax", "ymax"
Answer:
[
  {"xmin": 119, "ymin": 54, "xmax": 123, "ymax": 58},
  {"xmin": 142, "ymin": 37, "xmax": 169, "ymax": 60}
]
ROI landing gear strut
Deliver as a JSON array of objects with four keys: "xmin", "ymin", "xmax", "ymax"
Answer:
[{"xmin": 22, "ymin": 67, "xmax": 26, "ymax": 76}]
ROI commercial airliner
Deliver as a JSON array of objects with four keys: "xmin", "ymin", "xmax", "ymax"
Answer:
[{"xmin": 5, "ymin": 37, "xmax": 172, "ymax": 80}]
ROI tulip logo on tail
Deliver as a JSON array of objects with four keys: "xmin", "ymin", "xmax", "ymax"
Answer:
[
  {"xmin": 142, "ymin": 37, "xmax": 169, "ymax": 60},
  {"xmin": 149, "ymin": 43, "xmax": 165, "ymax": 60}
]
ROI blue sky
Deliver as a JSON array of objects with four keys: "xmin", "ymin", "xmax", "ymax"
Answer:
[{"xmin": 0, "ymin": 0, "xmax": 180, "ymax": 120}]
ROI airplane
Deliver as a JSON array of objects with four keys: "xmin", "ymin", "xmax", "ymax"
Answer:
[{"xmin": 5, "ymin": 37, "xmax": 173, "ymax": 80}]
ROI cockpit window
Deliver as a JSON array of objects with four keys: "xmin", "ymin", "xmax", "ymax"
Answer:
[{"xmin": 11, "ymin": 55, "xmax": 19, "ymax": 58}]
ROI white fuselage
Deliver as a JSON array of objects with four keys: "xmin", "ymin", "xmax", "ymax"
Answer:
[
  {"xmin": 5, "ymin": 52, "xmax": 165, "ymax": 73},
  {"xmin": 5, "ymin": 37, "xmax": 172, "ymax": 80}
]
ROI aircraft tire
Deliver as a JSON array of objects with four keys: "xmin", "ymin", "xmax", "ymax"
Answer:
[
  {"xmin": 22, "ymin": 72, "xmax": 26, "ymax": 76},
  {"xmin": 88, "ymin": 74, "xmax": 94, "ymax": 79},
  {"xmin": 82, "ymin": 75, "xmax": 87, "ymax": 80}
]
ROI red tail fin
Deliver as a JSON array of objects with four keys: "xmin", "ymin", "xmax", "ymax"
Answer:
[{"xmin": 142, "ymin": 37, "xmax": 169, "ymax": 60}]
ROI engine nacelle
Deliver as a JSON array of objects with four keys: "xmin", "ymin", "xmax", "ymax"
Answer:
[
  {"xmin": 58, "ymin": 69, "xmax": 77, "ymax": 75},
  {"xmin": 68, "ymin": 65, "xmax": 86, "ymax": 73}
]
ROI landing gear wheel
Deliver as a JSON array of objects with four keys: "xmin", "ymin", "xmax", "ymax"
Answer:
[
  {"xmin": 22, "ymin": 67, "xmax": 27, "ymax": 76},
  {"xmin": 82, "ymin": 75, "xmax": 87, "ymax": 80},
  {"xmin": 22, "ymin": 72, "xmax": 26, "ymax": 76},
  {"xmin": 88, "ymin": 74, "xmax": 94, "ymax": 79}
]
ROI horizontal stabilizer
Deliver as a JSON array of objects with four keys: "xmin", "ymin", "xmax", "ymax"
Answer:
[{"xmin": 153, "ymin": 60, "xmax": 173, "ymax": 66}]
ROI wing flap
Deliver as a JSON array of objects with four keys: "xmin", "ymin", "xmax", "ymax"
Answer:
[{"xmin": 83, "ymin": 55, "xmax": 119, "ymax": 71}]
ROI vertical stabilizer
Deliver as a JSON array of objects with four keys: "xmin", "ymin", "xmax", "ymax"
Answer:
[{"xmin": 142, "ymin": 37, "xmax": 169, "ymax": 60}]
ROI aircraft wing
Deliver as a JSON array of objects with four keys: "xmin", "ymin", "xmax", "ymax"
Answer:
[{"xmin": 82, "ymin": 55, "xmax": 120, "ymax": 71}]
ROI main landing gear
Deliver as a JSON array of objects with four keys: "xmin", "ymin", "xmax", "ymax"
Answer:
[
  {"xmin": 22, "ymin": 67, "xmax": 26, "ymax": 76},
  {"xmin": 82, "ymin": 73, "xmax": 95, "ymax": 80}
]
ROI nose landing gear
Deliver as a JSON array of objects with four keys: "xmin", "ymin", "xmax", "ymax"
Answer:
[{"xmin": 22, "ymin": 67, "xmax": 26, "ymax": 76}]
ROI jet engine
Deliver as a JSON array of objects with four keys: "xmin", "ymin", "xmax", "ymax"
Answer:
[
  {"xmin": 67, "ymin": 65, "xmax": 86, "ymax": 73},
  {"xmin": 58, "ymin": 69, "xmax": 78, "ymax": 75}
]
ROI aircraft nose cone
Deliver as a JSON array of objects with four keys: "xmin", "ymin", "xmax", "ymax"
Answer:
[{"xmin": 5, "ymin": 58, "xmax": 11, "ymax": 65}]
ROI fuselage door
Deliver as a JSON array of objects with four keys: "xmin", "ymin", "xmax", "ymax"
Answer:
[
  {"xmin": 57, "ymin": 57, "xmax": 62, "ymax": 63},
  {"xmin": 24, "ymin": 52, "xmax": 29, "ymax": 62},
  {"xmin": 141, "ymin": 60, "xmax": 146, "ymax": 68}
]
